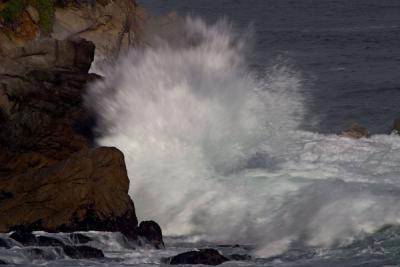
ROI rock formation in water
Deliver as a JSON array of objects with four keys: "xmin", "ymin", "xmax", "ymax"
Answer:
[
  {"xmin": 0, "ymin": 1, "xmax": 164, "ymax": 245},
  {"xmin": 0, "ymin": 36, "xmax": 139, "ymax": 238},
  {"xmin": 341, "ymin": 123, "xmax": 369, "ymax": 139},
  {"xmin": 168, "ymin": 249, "xmax": 229, "ymax": 265},
  {"xmin": 391, "ymin": 118, "xmax": 400, "ymax": 135}
]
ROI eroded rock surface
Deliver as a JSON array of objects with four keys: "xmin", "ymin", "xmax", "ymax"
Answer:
[
  {"xmin": 0, "ymin": 37, "xmax": 139, "ymax": 239},
  {"xmin": 0, "ymin": 147, "xmax": 138, "ymax": 238}
]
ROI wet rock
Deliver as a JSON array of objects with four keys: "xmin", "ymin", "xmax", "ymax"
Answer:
[
  {"xmin": 0, "ymin": 147, "xmax": 138, "ymax": 239},
  {"xmin": 70, "ymin": 233, "xmax": 92, "ymax": 244},
  {"xmin": 37, "ymin": 236, "xmax": 65, "ymax": 247},
  {"xmin": 169, "ymin": 249, "xmax": 229, "ymax": 265},
  {"xmin": 63, "ymin": 245, "xmax": 104, "ymax": 259},
  {"xmin": 0, "ymin": 238, "xmax": 10, "ymax": 249},
  {"xmin": 0, "ymin": 260, "xmax": 6, "ymax": 264},
  {"xmin": 229, "ymin": 254, "xmax": 252, "ymax": 261},
  {"xmin": 10, "ymin": 229, "xmax": 37, "ymax": 246},
  {"xmin": 341, "ymin": 123, "xmax": 369, "ymax": 139},
  {"xmin": 138, "ymin": 220, "xmax": 164, "ymax": 249},
  {"xmin": 391, "ymin": 118, "xmax": 400, "ymax": 135}
]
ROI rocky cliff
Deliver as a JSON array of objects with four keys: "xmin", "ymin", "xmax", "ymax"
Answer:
[
  {"xmin": 0, "ymin": 0, "xmax": 165, "ymax": 247},
  {"xmin": 0, "ymin": 37, "xmax": 139, "ymax": 238}
]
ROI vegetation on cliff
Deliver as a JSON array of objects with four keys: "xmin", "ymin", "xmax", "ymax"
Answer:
[{"xmin": 0, "ymin": 0, "xmax": 54, "ymax": 32}]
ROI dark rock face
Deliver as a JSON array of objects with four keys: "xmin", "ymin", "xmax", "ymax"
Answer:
[
  {"xmin": 169, "ymin": 249, "xmax": 229, "ymax": 265},
  {"xmin": 63, "ymin": 245, "xmax": 104, "ymax": 259},
  {"xmin": 0, "ymin": 147, "xmax": 138, "ymax": 238},
  {"xmin": 392, "ymin": 118, "xmax": 400, "ymax": 134},
  {"xmin": 0, "ymin": 38, "xmax": 139, "ymax": 240},
  {"xmin": 341, "ymin": 123, "xmax": 369, "ymax": 139},
  {"xmin": 10, "ymin": 229, "xmax": 37, "ymax": 246},
  {"xmin": 138, "ymin": 221, "xmax": 164, "ymax": 249},
  {"xmin": 0, "ymin": 38, "xmax": 96, "ymax": 175}
]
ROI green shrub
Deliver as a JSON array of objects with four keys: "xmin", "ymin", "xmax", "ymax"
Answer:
[
  {"xmin": 0, "ymin": 0, "xmax": 54, "ymax": 33},
  {"xmin": 31, "ymin": 0, "xmax": 54, "ymax": 33},
  {"xmin": 0, "ymin": 0, "xmax": 26, "ymax": 24}
]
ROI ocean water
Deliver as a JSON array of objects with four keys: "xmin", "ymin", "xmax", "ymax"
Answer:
[
  {"xmin": 140, "ymin": 0, "xmax": 400, "ymax": 134},
  {"xmin": 4, "ymin": 1, "xmax": 400, "ymax": 266}
]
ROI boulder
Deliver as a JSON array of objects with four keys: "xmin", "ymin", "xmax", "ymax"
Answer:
[
  {"xmin": 0, "ymin": 147, "xmax": 138, "ymax": 239},
  {"xmin": 341, "ymin": 123, "xmax": 369, "ymax": 139},
  {"xmin": 169, "ymin": 249, "xmax": 229, "ymax": 265},
  {"xmin": 63, "ymin": 245, "xmax": 104, "ymax": 259},
  {"xmin": 138, "ymin": 220, "xmax": 164, "ymax": 249}
]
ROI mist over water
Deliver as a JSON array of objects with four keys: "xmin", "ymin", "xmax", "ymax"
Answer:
[{"xmin": 86, "ymin": 18, "xmax": 400, "ymax": 256}]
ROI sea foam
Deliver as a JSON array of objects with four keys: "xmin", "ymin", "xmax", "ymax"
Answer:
[{"xmin": 86, "ymin": 17, "xmax": 400, "ymax": 257}]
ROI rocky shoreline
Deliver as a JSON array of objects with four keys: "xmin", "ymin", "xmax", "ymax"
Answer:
[
  {"xmin": 0, "ymin": 0, "xmax": 165, "ymax": 256},
  {"xmin": 0, "ymin": 35, "xmax": 159, "ymax": 243}
]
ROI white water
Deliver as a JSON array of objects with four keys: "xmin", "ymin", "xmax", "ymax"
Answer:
[{"xmin": 86, "ymin": 17, "xmax": 400, "ymax": 257}]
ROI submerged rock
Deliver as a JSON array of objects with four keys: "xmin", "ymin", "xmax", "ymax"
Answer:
[
  {"xmin": 138, "ymin": 220, "xmax": 164, "ymax": 249},
  {"xmin": 0, "ymin": 238, "xmax": 10, "ymax": 249},
  {"xmin": 37, "ymin": 236, "xmax": 65, "ymax": 247},
  {"xmin": 70, "ymin": 233, "xmax": 93, "ymax": 244},
  {"xmin": 169, "ymin": 249, "xmax": 229, "ymax": 265},
  {"xmin": 229, "ymin": 254, "xmax": 252, "ymax": 261},
  {"xmin": 63, "ymin": 245, "xmax": 104, "ymax": 259},
  {"xmin": 341, "ymin": 123, "xmax": 369, "ymax": 139}
]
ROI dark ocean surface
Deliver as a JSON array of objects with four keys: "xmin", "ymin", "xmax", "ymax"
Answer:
[{"xmin": 139, "ymin": 0, "xmax": 400, "ymax": 134}]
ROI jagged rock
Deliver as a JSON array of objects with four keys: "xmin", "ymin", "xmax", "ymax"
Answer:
[
  {"xmin": 0, "ymin": 147, "xmax": 138, "ymax": 239},
  {"xmin": 37, "ymin": 236, "xmax": 65, "ymax": 247},
  {"xmin": 341, "ymin": 123, "xmax": 369, "ymax": 139},
  {"xmin": 0, "ymin": 38, "xmax": 96, "ymax": 175},
  {"xmin": 169, "ymin": 249, "xmax": 229, "ymax": 265},
  {"xmin": 52, "ymin": 0, "xmax": 142, "ymax": 61},
  {"xmin": 138, "ymin": 220, "xmax": 164, "ymax": 249},
  {"xmin": 70, "ymin": 233, "xmax": 92, "ymax": 244},
  {"xmin": 0, "ymin": 0, "xmax": 143, "ymax": 69},
  {"xmin": 63, "ymin": 245, "xmax": 104, "ymax": 259}
]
